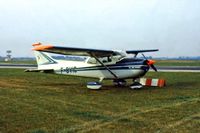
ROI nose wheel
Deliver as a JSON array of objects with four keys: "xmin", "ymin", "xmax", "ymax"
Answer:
[{"xmin": 130, "ymin": 79, "xmax": 143, "ymax": 89}]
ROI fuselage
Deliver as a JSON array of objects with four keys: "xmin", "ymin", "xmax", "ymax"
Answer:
[{"xmin": 38, "ymin": 57, "xmax": 150, "ymax": 79}]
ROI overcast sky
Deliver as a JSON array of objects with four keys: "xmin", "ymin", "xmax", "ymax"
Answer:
[{"xmin": 0, "ymin": 0, "xmax": 200, "ymax": 57}]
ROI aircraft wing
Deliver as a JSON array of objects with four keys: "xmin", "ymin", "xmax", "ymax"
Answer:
[
  {"xmin": 33, "ymin": 43, "xmax": 115, "ymax": 58},
  {"xmin": 32, "ymin": 43, "xmax": 158, "ymax": 57}
]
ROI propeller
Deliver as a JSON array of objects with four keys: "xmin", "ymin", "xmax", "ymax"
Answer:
[{"xmin": 142, "ymin": 53, "xmax": 157, "ymax": 72}]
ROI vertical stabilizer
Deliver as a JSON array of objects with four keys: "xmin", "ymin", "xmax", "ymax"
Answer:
[{"xmin": 34, "ymin": 51, "xmax": 57, "ymax": 65}]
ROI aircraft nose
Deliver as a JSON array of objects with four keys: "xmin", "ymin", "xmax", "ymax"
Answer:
[
  {"xmin": 146, "ymin": 60, "xmax": 156, "ymax": 65},
  {"xmin": 141, "ymin": 66, "xmax": 150, "ymax": 72},
  {"xmin": 143, "ymin": 59, "xmax": 157, "ymax": 72}
]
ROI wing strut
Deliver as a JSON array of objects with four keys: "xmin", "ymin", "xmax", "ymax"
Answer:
[{"xmin": 90, "ymin": 53, "xmax": 118, "ymax": 79}]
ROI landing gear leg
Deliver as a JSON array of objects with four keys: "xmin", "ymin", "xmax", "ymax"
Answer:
[{"xmin": 99, "ymin": 77, "xmax": 104, "ymax": 83}]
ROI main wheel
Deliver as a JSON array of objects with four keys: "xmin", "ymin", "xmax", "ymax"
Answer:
[{"xmin": 87, "ymin": 82, "xmax": 102, "ymax": 90}]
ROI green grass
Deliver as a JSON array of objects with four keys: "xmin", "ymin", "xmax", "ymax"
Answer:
[
  {"xmin": 0, "ymin": 69, "xmax": 200, "ymax": 133},
  {"xmin": 0, "ymin": 60, "xmax": 36, "ymax": 65},
  {"xmin": 155, "ymin": 60, "xmax": 200, "ymax": 66}
]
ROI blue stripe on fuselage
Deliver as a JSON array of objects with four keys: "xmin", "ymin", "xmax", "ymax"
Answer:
[{"xmin": 74, "ymin": 61, "xmax": 147, "ymax": 71}]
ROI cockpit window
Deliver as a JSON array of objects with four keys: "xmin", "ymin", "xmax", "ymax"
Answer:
[
  {"xmin": 87, "ymin": 57, "xmax": 112, "ymax": 64},
  {"xmin": 87, "ymin": 58, "xmax": 97, "ymax": 64}
]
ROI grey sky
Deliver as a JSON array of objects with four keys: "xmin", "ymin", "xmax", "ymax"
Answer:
[{"xmin": 0, "ymin": 0, "xmax": 200, "ymax": 57}]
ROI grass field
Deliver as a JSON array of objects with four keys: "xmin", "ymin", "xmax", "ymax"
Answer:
[
  {"xmin": 0, "ymin": 69, "xmax": 200, "ymax": 133},
  {"xmin": 155, "ymin": 60, "xmax": 200, "ymax": 66},
  {"xmin": 0, "ymin": 60, "xmax": 36, "ymax": 65}
]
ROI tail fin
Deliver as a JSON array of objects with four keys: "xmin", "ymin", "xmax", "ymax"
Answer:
[{"xmin": 34, "ymin": 51, "xmax": 57, "ymax": 65}]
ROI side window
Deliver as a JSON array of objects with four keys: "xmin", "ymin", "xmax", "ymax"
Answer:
[
  {"xmin": 101, "ymin": 57, "xmax": 112, "ymax": 63},
  {"xmin": 87, "ymin": 58, "xmax": 97, "ymax": 64},
  {"xmin": 87, "ymin": 57, "xmax": 112, "ymax": 64}
]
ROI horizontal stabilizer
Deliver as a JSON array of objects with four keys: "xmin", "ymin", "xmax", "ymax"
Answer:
[
  {"xmin": 126, "ymin": 49, "xmax": 159, "ymax": 54},
  {"xmin": 25, "ymin": 69, "xmax": 54, "ymax": 73}
]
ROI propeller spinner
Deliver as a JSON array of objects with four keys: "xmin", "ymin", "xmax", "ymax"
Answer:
[
  {"xmin": 142, "ymin": 53, "xmax": 158, "ymax": 72},
  {"xmin": 146, "ymin": 60, "xmax": 157, "ymax": 72}
]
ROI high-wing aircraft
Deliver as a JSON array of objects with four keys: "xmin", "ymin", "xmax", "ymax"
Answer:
[{"xmin": 26, "ymin": 43, "xmax": 158, "ymax": 89}]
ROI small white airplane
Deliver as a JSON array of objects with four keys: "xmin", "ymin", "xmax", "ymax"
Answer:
[{"xmin": 26, "ymin": 42, "xmax": 158, "ymax": 89}]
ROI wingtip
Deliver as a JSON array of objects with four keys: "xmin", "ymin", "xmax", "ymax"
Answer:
[{"xmin": 32, "ymin": 44, "xmax": 53, "ymax": 51}]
